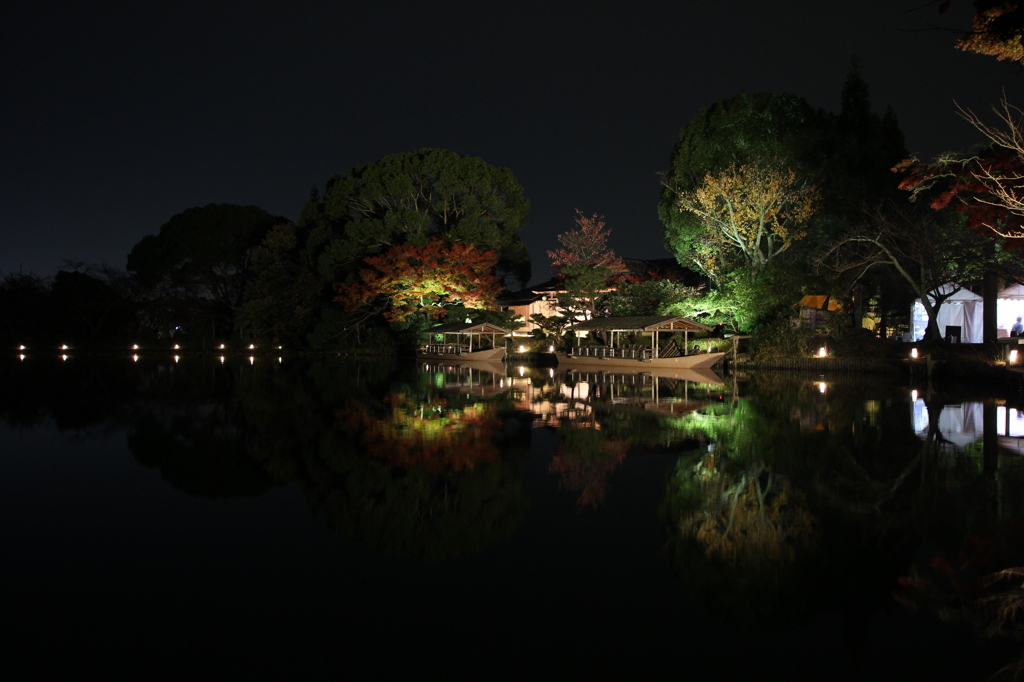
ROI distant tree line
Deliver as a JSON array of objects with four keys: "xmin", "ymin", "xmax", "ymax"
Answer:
[{"xmin": 7, "ymin": 4, "xmax": 1024, "ymax": 354}]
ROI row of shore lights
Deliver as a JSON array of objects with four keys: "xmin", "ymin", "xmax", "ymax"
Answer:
[
  {"xmin": 821, "ymin": 346, "xmax": 1021, "ymax": 363},
  {"xmin": 16, "ymin": 343, "xmax": 283, "ymax": 364}
]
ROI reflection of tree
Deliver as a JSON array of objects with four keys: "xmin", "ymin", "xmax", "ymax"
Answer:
[
  {"xmin": 680, "ymin": 456, "xmax": 815, "ymax": 568},
  {"xmin": 662, "ymin": 377, "xmax": 938, "ymax": 629},
  {"xmin": 130, "ymin": 410, "xmax": 277, "ymax": 498},
  {"xmin": 315, "ymin": 387, "xmax": 529, "ymax": 559},
  {"xmin": 0, "ymin": 356, "xmax": 136, "ymax": 431},
  {"xmin": 549, "ymin": 422, "xmax": 629, "ymax": 510},
  {"xmin": 340, "ymin": 393, "xmax": 499, "ymax": 472},
  {"xmin": 128, "ymin": 359, "xmax": 280, "ymax": 498}
]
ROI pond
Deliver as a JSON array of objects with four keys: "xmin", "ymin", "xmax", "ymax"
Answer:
[{"xmin": 3, "ymin": 353, "xmax": 1024, "ymax": 679}]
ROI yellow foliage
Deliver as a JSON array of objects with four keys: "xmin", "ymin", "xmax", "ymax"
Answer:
[
  {"xmin": 681, "ymin": 469, "xmax": 816, "ymax": 568},
  {"xmin": 678, "ymin": 164, "xmax": 819, "ymax": 275}
]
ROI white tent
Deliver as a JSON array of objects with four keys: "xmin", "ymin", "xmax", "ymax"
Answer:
[
  {"xmin": 998, "ymin": 283, "xmax": 1024, "ymax": 337},
  {"xmin": 911, "ymin": 285, "xmax": 983, "ymax": 342}
]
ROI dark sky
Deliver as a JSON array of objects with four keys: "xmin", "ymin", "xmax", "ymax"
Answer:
[{"xmin": 1, "ymin": 0, "xmax": 1020, "ymax": 285}]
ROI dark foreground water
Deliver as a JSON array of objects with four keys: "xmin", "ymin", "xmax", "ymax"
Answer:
[{"xmin": 3, "ymin": 354, "xmax": 1024, "ymax": 679}]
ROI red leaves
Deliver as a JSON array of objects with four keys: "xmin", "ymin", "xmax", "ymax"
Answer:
[
  {"xmin": 547, "ymin": 210, "xmax": 629, "ymax": 277},
  {"xmin": 335, "ymin": 238, "xmax": 503, "ymax": 322},
  {"xmin": 894, "ymin": 151, "xmax": 1024, "ymax": 240}
]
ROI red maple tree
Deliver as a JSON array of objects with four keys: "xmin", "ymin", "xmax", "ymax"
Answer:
[
  {"xmin": 547, "ymin": 210, "xmax": 630, "ymax": 275},
  {"xmin": 336, "ymin": 239, "xmax": 503, "ymax": 322}
]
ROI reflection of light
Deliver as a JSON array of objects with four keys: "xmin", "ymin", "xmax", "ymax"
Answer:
[
  {"xmin": 549, "ymin": 368, "xmax": 554, "ymax": 378},
  {"xmin": 132, "ymin": 355, "xmax": 139, "ymax": 362},
  {"xmin": 278, "ymin": 356, "xmax": 282, "ymax": 363},
  {"xmin": 499, "ymin": 379, "xmax": 505, "ymax": 388},
  {"xmin": 61, "ymin": 355, "xmax": 68, "ymax": 361},
  {"xmin": 518, "ymin": 345, "xmax": 526, "ymax": 353},
  {"xmin": 549, "ymin": 345, "xmax": 555, "ymax": 353},
  {"xmin": 219, "ymin": 356, "xmax": 225, "ymax": 364},
  {"xmin": 818, "ymin": 382, "xmax": 826, "ymax": 394},
  {"xmin": 249, "ymin": 356, "xmax": 255, "ymax": 365},
  {"xmin": 174, "ymin": 355, "xmax": 180, "ymax": 363},
  {"xmin": 818, "ymin": 347, "xmax": 826, "ymax": 357},
  {"xmin": 911, "ymin": 348, "xmax": 918, "ymax": 359},
  {"xmin": 518, "ymin": 366, "xmax": 526, "ymax": 376},
  {"xmin": 18, "ymin": 354, "xmax": 25, "ymax": 361},
  {"xmin": 1012, "ymin": 350, "xmax": 1019, "ymax": 363},
  {"xmin": 911, "ymin": 389, "xmax": 918, "ymax": 402}
]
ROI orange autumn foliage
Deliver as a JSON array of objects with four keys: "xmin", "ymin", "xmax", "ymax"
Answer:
[
  {"xmin": 339, "ymin": 393, "xmax": 499, "ymax": 473},
  {"xmin": 336, "ymin": 239, "xmax": 503, "ymax": 322}
]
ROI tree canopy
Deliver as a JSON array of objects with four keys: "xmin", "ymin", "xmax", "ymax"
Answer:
[
  {"xmin": 659, "ymin": 66, "xmax": 907, "ymax": 332},
  {"xmin": 301, "ymin": 148, "xmax": 531, "ymax": 288},
  {"xmin": 545, "ymin": 211, "xmax": 632, "ymax": 322},
  {"xmin": 336, "ymin": 239, "xmax": 504, "ymax": 323},
  {"xmin": 675, "ymin": 163, "xmax": 820, "ymax": 280},
  {"xmin": 956, "ymin": 0, "xmax": 1024, "ymax": 63},
  {"xmin": 126, "ymin": 203, "xmax": 283, "ymax": 339}
]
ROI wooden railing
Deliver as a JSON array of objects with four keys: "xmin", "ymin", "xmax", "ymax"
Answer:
[
  {"xmin": 566, "ymin": 346, "xmax": 653, "ymax": 360},
  {"xmin": 422, "ymin": 344, "xmax": 472, "ymax": 355}
]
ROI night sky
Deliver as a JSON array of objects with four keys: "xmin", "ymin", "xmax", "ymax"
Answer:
[{"xmin": 2, "ymin": 0, "xmax": 1020, "ymax": 286}]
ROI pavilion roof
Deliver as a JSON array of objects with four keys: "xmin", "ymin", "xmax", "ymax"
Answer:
[
  {"xmin": 420, "ymin": 321, "xmax": 512, "ymax": 335},
  {"xmin": 568, "ymin": 315, "xmax": 712, "ymax": 332}
]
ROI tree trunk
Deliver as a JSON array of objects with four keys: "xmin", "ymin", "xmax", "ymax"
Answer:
[{"xmin": 984, "ymin": 270, "xmax": 1001, "ymax": 344}]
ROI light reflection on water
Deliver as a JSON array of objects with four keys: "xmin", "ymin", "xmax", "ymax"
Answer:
[{"xmin": 1, "ymin": 354, "xmax": 1023, "ymax": 678}]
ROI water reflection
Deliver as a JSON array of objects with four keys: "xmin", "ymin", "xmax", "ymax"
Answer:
[
  {"xmin": 7, "ymin": 355, "xmax": 1024, "ymax": 676},
  {"xmin": 507, "ymin": 365, "xmax": 728, "ymax": 509}
]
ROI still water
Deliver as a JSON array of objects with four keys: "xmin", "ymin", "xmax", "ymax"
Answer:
[{"xmin": 3, "ymin": 354, "xmax": 1023, "ymax": 679}]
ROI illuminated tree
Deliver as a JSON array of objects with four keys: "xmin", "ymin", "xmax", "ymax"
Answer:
[
  {"xmin": 335, "ymin": 238, "xmax": 503, "ymax": 323},
  {"xmin": 302, "ymin": 148, "xmax": 531, "ymax": 288},
  {"xmin": 605, "ymin": 279, "xmax": 703, "ymax": 317},
  {"xmin": 660, "ymin": 82, "xmax": 905, "ymax": 332},
  {"xmin": 548, "ymin": 211, "xmax": 628, "ymax": 273},
  {"xmin": 815, "ymin": 203, "xmax": 1004, "ymax": 340},
  {"xmin": 956, "ymin": 0, "xmax": 1024, "ymax": 63},
  {"xmin": 544, "ymin": 210, "xmax": 631, "ymax": 321},
  {"xmin": 675, "ymin": 163, "xmax": 820, "ymax": 281}
]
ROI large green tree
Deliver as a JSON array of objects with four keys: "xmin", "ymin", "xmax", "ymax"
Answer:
[
  {"xmin": 659, "ymin": 66, "xmax": 907, "ymax": 331},
  {"xmin": 127, "ymin": 203, "xmax": 283, "ymax": 340},
  {"xmin": 301, "ymin": 148, "xmax": 531, "ymax": 289}
]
